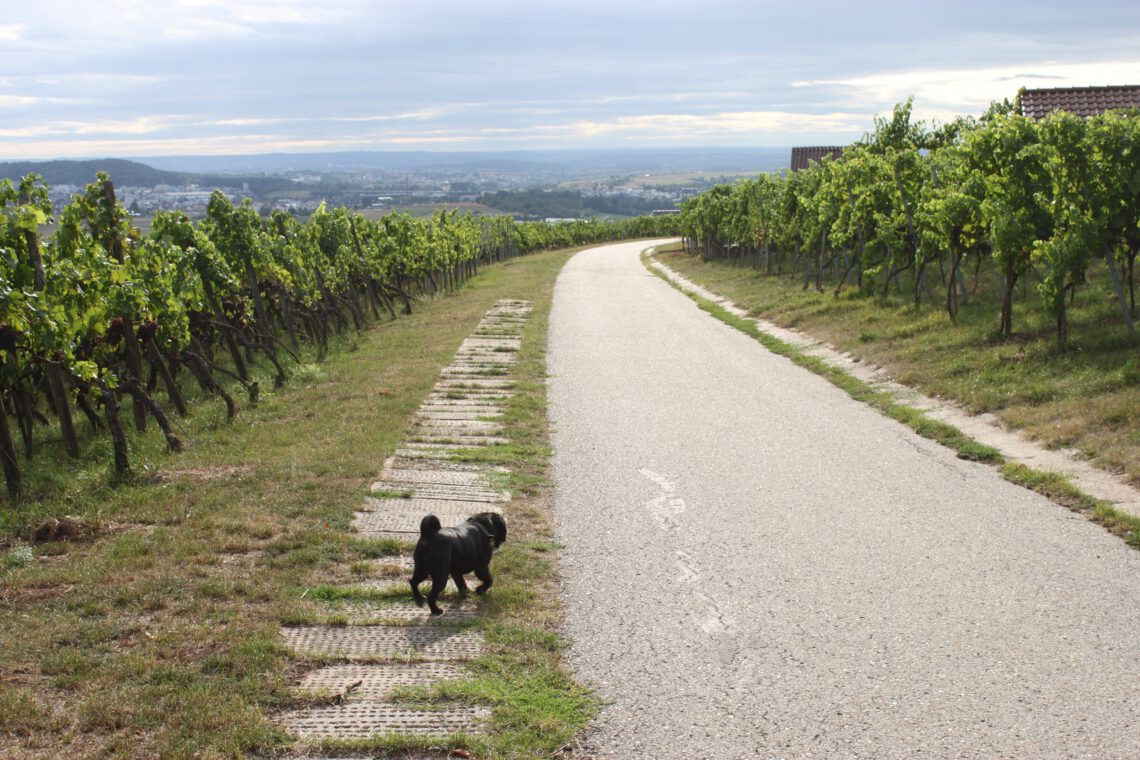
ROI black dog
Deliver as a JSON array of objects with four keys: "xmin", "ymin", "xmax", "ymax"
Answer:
[{"xmin": 411, "ymin": 512, "xmax": 507, "ymax": 615}]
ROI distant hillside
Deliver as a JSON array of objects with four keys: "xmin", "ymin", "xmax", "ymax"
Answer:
[
  {"xmin": 481, "ymin": 189, "xmax": 668, "ymax": 218},
  {"xmin": 0, "ymin": 158, "xmax": 187, "ymax": 188}
]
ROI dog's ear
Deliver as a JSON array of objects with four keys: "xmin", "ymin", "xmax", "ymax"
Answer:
[{"xmin": 495, "ymin": 514, "xmax": 507, "ymax": 546}]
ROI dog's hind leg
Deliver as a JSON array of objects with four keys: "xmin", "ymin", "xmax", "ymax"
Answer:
[
  {"xmin": 473, "ymin": 566, "xmax": 493, "ymax": 595},
  {"xmin": 410, "ymin": 566, "xmax": 429, "ymax": 608},
  {"xmin": 427, "ymin": 567, "xmax": 449, "ymax": 615},
  {"xmin": 452, "ymin": 572, "xmax": 470, "ymax": 598}
]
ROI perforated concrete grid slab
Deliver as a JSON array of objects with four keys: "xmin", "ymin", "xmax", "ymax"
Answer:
[
  {"xmin": 374, "ymin": 469, "xmax": 495, "ymax": 487},
  {"xmin": 296, "ymin": 662, "xmax": 468, "ymax": 700},
  {"xmin": 330, "ymin": 601, "xmax": 482, "ymax": 623},
  {"xmin": 414, "ymin": 419, "xmax": 505, "ymax": 432},
  {"xmin": 368, "ymin": 483, "xmax": 507, "ymax": 502},
  {"xmin": 428, "ymin": 395, "xmax": 509, "ymax": 405},
  {"xmin": 396, "ymin": 443, "xmax": 483, "ymax": 456},
  {"xmin": 354, "ymin": 508, "xmax": 502, "ymax": 536},
  {"xmin": 391, "ymin": 448, "xmax": 471, "ymax": 462},
  {"xmin": 408, "ymin": 435, "xmax": 511, "ymax": 447},
  {"xmin": 361, "ymin": 496, "xmax": 505, "ymax": 512},
  {"xmin": 442, "ymin": 357, "xmax": 516, "ymax": 365},
  {"xmin": 419, "ymin": 398, "xmax": 506, "ymax": 408},
  {"xmin": 280, "ymin": 625, "xmax": 484, "ymax": 660},
  {"xmin": 458, "ymin": 339, "xmax": 522, "ymax": 348},
  {"xmin": 382, "ymin": 456, "xmax": 496, "ymax": 473},
  {"xmin": 433, "ymin": 380, "xmax": 516, "ymax": 391},
  {"xmin": 417, "ymin": 409, "xmax": 504, "ymax": 420},
  {"xmin": 279, "ymin": 703, "xmax": 489, "ymax": 738},
  {"xmin": 440, "ymin": 365, "xmax": 513, "ymax": 375}
]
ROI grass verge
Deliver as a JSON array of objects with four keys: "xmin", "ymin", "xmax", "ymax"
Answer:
[
  {"xmin": 644, "ymin": 249, "xmax": 1140, "ymax": 550},
  {"xmin": 0, "ymin": 246, "xmax": 593, "ymax": 758}
]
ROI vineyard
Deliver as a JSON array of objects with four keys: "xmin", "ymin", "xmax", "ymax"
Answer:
[
  {"xmin": 678, "ymin": 100, "xmax": 1140, "ymax": 344},
  {"xmin": 0, "ymin": 172, "xmax": 677, "ymax": 502}
]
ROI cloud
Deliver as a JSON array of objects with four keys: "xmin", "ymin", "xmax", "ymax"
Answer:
[
  {"xmin": 476, "ymin": 110, "xmax": 871, "ymax": 146},
  {"xmin": 0, "ymin": 115, "xmax": 184, "ymax": 139},
  {"xmin": 793, "ymin": 59, "xmax": 1140, "ymax": 112},
  {"xmin": 3, "ymin": 1, "xmax": 1140, "ymax": 157},
  {"xmin": 0, "ymin": 95, "xmax": 78, "ymax": 108}
]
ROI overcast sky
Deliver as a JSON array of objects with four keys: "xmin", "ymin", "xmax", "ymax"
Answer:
[{"xmin": 2, "ymin": 0, "xmax": 1139, "ymax": 159}]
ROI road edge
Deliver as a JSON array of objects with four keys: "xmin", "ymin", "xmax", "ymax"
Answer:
[{"xmin": 642, "ymin": 245, "xmax": 1140, "ymax": 551}]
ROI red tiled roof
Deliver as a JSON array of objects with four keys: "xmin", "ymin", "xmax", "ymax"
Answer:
[
  {"xmin": 1020, "ymin": 85, "xmax": 1140, "ymax": 120},
  {"xmin": 790, "ymin": 146, "xmax": 844, "ymax": 172}
]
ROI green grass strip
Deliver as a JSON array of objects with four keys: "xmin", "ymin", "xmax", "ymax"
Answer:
[{"xmin": 1002, "ymin": 463, "xmax": 1140, "ymax": 547}]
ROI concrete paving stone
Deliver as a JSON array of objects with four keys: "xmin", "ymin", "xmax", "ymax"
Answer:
[
  {"xmin": 427, "ymin": 389, "xmax": 509, "ymax": 398},
  {"xmin": 449, "ymin": 353, "xmax": 517, "ymax": 362},
  {"xmin": 415, "ymin": 418, "xmax": 504, "ymax": 431},
  {"xmin": 434, "ymin": 379, "xmax": 516, "ymax": 389},
  {"xmin": 426, "ymin": 392, "xmax": 510, "ymax": 403},
  {"xmin": 295, "ymin": 662, "xmax": 469, "ymax": 700},
  {"xmin": 398, "ymin": 442, "xmax": 486, "ymax": 454},
  {"xmin": 418, "ymin": 406, "xmax": 504, "ymax": 415},
  {"xmin": 391, "ymin": 448, "xmax": 468, "ymax": 462},
  {"xmin": 420, "ymin": 396, "xmax": 506, "ymax": 406},
  {"xmin": 420, "ymin": 404, "xmax": 506, "ymax": 414},
  {"xmin": 332, "ymin": 600, "xmax": 482, "ymax": 623},
  {"xmin": 382, "ymin": 456, "xmax": 495, "ymax": 473},
  {"xmin": 458, "ymin": 332, "xmax": 522, "ymax": 341},
  {"xmin": 426, "ymin": 392, "xmax": 512, "ymax": 403},
  {"xmin": 414, "ymin": 418, "xmax": 506, "ymax": 430},
  {"xmin": 413, "ymin": 428, "xmax": 505, "ymax": 442},
  {"xmin": 369, "ymin": 486, "xmax": 505, "ymax": 503},
  {"xmin": 280, "ymin": 624, "xmax": 484, "ymax": 660},
  {"xmin": 446, "ymin": 365, "xmax": 515, "ymax": 374},
  {"xmin": 278, "ymin": 703, "xmax": 489, "ymax": 738},
  {"xmin": 443, "ymin": 369, "xmax": 513, "ymax": 378},
  {"xmin": 360, "ymin": 497, "xmax": 505, "ymax": 513},
  {"xmin": 451, "ymin": 353, "xmax": 515, "ymax": 362},
  {"xmin": 374, "ymin": 469, "xmax": 495, "ymax": 487},
  {"xmin": 408, "ymin": 434, "xmax": 511, "ymax": 446},
  {"xmin": 354, "ymin": 506, "xmax": 502, "ymax": 536},
  {"xmin": 458, "ymin": 341, "xmax": 521, "ymax": 351},
  {"xmin": 416, "ymin": 414, "xmax": 503, "ymax": 425}
]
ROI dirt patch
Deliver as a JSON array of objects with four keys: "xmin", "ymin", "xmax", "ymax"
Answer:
[
  {"xmin": 0, "ymin": 582, "xmax": 75, "ymax": 604},
  {"xmin": 157, "ymin": 465, "xmax": 255, "ymax": 483},
  {"xmin": 27, "ymin": 517, "xmax": 104, "ymax": 544}
]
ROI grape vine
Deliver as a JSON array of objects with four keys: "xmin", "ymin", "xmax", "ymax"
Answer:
[{"xmin": 0, "ymin": 174, "xmax": 678, "ymax": 498}]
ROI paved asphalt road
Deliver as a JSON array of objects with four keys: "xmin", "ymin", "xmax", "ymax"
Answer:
[{"xmin": 547, "ymin": 240, "xmax": 1140, "ymax": 759}]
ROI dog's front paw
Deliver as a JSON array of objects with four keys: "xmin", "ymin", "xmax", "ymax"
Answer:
[{"xmin": 430, "ymin": 607, "xmax": 444, "ymax": 616}]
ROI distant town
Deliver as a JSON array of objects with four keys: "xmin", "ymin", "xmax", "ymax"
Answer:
[{"xmin": 1, "ymin": 148, "xmax": 791, "ymax": 221}]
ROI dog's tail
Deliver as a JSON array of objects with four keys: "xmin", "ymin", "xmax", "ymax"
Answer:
[{"xmin": 419, "ymin": 514, "xmax": 442, "ymax": 539}]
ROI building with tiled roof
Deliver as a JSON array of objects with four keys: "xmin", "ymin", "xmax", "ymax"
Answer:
[
  {"xmin": 790, "ymin": 146, "xmax": 844, "ymax": 172},
  {"xmin": 1019, "ymin": 85, "xmax": 1140, "ymax": 120}
]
